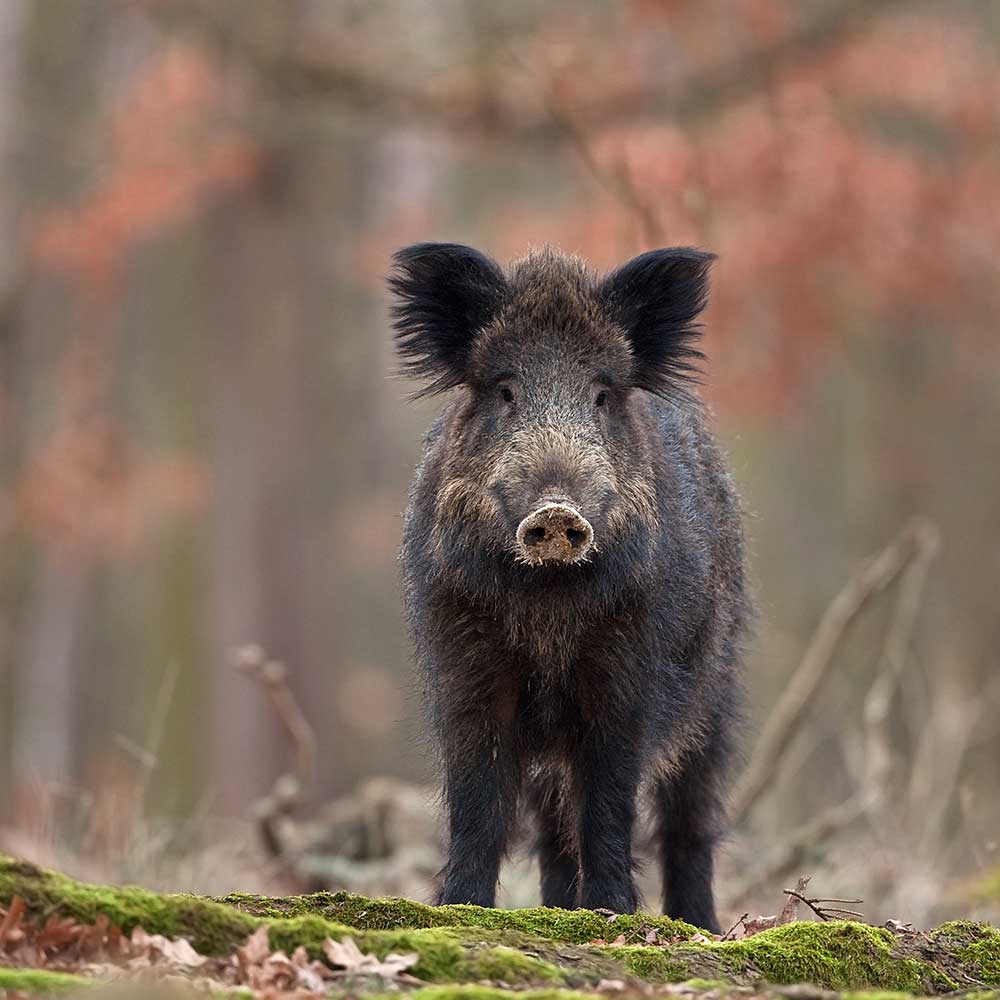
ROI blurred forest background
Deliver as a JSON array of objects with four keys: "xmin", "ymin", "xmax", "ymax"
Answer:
[{"xmin": 0, "ymin": 0, "xmax": 998, "ymax": 929}]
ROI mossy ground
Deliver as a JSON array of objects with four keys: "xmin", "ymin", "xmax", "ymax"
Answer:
[
  {"xmin": 1, "ymin": 855, "xmax": 998, "ymax": 998},
  {"xmin": 0, "ymin": 967, "xmax": 91, "ymax": 994},
  {"xmin": 218, "ymin": 890, "xmax": 698, "ymax": 944}
]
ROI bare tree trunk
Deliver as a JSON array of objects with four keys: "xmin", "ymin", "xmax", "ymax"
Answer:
[
  {"xmin": 198, "ymin": 170, "xmax": 313, "ymax": 814},
  {"xmin": 10, "ymin": 547, "xmax": 92, "ymax": 820},
  {"xmin": 3, "ymin": 0, "xmax": 103, "ymax": 825}
]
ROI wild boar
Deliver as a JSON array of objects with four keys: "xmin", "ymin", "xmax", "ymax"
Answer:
[{"xmin": 390, "ymin": 243, "xmax": 748, "ymax": 932}]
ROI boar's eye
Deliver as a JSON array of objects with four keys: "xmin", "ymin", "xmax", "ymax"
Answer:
[
  {"xmin": 594, "ymin": 390, "xmax": 609, "ymax": 408},
  {"xmin": 499, "ymin": 385, "xmax": 515, "ymax": 404}
]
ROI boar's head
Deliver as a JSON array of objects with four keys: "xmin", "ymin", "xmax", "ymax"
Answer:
[{"xmin": 390, "ymin": 243, "xmax": 713, "ymax": 572}]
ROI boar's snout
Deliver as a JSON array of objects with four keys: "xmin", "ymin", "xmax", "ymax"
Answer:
[{"xmin": 515, "ymin": 502, "xmax": 594, "ymax": 565}]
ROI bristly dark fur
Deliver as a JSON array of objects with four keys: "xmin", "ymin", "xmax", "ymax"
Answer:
[
  {"xmin": 391, "ymin": 243, "xmax": 748, "ymax": 933},
  {"xmin": 389, "ymin": 242, "xmax": 507, "ymax": 398},
  {"xmin": 600, "ymin": 247, "xmax": 713, "ymax": 399}
]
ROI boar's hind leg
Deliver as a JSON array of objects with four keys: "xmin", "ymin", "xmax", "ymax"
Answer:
[
  {"xmin": 527, "ymin": 773, "xmax": 580, "ymax": 908},
  {"xmin": 435, "ymin": 731, "xmax": 521, "ymax": 908},
  {"xmin": 654, "ymin": 746, "xmax": 728, "ymax": 934}
]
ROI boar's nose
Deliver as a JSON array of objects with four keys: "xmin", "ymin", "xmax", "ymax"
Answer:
[{"xmin": 515, "ymin": 503, "xmax": 594, "ymax": 565}]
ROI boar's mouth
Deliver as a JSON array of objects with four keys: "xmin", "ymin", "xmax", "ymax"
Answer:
[{"xmin": 515, "ymin": 502, "xmax": 595, "ymax": 566}]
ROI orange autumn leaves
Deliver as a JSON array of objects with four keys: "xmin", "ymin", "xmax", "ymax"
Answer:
[
  {"xmin": 14, "ymin": 413, "xmax": 205, "ymax": 559},
  {"xmin": 13, "ymin": 43, "xmax": 251, "ymax": 555},
  {"xmin": 19, "ymin": 3, "xmax": 1000, "ymax": 434},
  {"xmin": 493, "ymin": 3, "xmax": 1000, "ymax": 413},
  {"xmin": 32, "ymin": 44, "xmax": 259, "ymax": 299}
]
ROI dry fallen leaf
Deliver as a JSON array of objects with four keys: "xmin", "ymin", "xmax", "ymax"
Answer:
[
  {"xmin": 229, "ymin": 925, "xmax": 334, "ymax": 994},
  {"xmin": 0, "ymin": 896, "xmax": 26, "ymax": 948},
  {"xmin": 75, "ymin": 914, "xmax": 125, "ymax": 960},
  {"xmin": 129, "ymin": 926, "xmax": 207, "ymax": 970},
  {"xmin": 323, "ymin": 935, "xmax": 419, "ymax": 979},
  {"xmin": 239, "ymin": 924, "xmax": 272, "ymax": 967},
  {"xmin": 743, "ymin": 914, "xmax": 779, "ymax": 937},
  {"xmin": 291, "ymin": 945, "xmax": 332, "ymax": 992}
]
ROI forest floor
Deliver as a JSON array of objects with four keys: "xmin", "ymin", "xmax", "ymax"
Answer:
[{"xmin": 1, "ymin": 855, "xmax": 998, "ymax": 1000}]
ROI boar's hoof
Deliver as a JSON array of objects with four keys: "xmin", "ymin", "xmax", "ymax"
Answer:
[{"xmin": 516, "ymin": 503, "xmax": 594, "ymax": 565}]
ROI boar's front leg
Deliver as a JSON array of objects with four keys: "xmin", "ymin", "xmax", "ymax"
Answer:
[
  {"xmin": 574, "ymin": 715, "xmax": 642, "ymax": 913},
  {"xmin": 435, "ymin": 708, "xmax": 521, "ymax": 907}
]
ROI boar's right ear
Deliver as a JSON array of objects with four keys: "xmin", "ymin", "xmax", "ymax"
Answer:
[
  {"xmin": 389, "ymin": 242, "xmax": 507, "ymax": 397},
  {"xmin": 599, "ymin": 247, "xmax": 715, "ymax": 398}
]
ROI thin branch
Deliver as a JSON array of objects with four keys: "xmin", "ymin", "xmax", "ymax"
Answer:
[
  {"xmin": 782, "ymin": 888, "xmax": 864, "ymax": 922},
  {"xmin": 779, "ymin": 875, "xmax": 811, "ymax": 924},
  {"xmin": 235, "ymin": 645, "xmax": 317, "ymax": 789},
  {"xmin": 138, "ymin": 659, "xmax": 182, "ymax": 811},
  {"xmin": 783, "ymin": 889, "xmax": 829, "ymax": 921},
  {"xmin": 862, "ymin": 518, "xmax": 940, "ymax": 819},
  {"xmin": 731, "ymin": 517, "xmax": 937, "ymax": 826},
  {"xmin": 543, "ymin": 95, "xmax": 665, "ymax": 249},
  {"xmin": 721, "ymin": 912, "xmax": 749, "ymax": 941},
  {"xmin": 236, "ymin": 644, "xmax": 319, "ymax": 871}
]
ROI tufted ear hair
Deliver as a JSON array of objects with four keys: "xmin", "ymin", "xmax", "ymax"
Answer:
[
  {"xmin": 599, "ymin": 247, "xmax": 715, "ymax": 398},
  {"xmin": 388, "ymin": 242, "xmax": 507, "ymax": 397}
]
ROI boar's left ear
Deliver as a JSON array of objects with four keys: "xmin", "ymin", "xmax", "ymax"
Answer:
[
  {"xmin": 599, "ymin": 247, "xmax": 715, "ymax": 398},
  {"xmin": 389, "ymin": 242, "xmax": 507, "ymax": 397}
]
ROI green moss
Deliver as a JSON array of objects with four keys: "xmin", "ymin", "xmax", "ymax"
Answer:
[
  {"xmin": 0, "ymin": 858, "xmax": 256, "ymax": 956},
  {"xmin": 362, "ymin": 988, "xmax": 997, "ymax": 1000},
  {"xmin": 219, "ymin": 889, "xmax": 697, "ymax": 943},
  {"xmin": 360, "ymin": 990, "xmax": 594, "ymax": 1000},
  {"xmin": 926, "ymin": 919, "xmax": 1000, "ymax": 987},
  {"xmin": 3, "ymin": 856, "xmax": 998, "ymax": 996},
  {"xmin": 0, "ymin": 857, "xmax": 578, "ymax": 989},
  {"xmin": 709, "ymin": 921, "xmax": 933, "ymax": 991},
  {"xmin": 604, "ymin": 944, "xmax": 689, "ymax": 981},
  {"xmin": 0, "ymin": 967, "xmax": 254, "ymax": 999},
  {"xmin": 955, "ymin": 926, "xmax": 1000, "ymax": 984},
  {"xmin": 240, "ymin": 916, "xmax": 572, "ymax": 985},
  {"xmin": 0, "ymin": 968, "xmax": 91, "ymax": 994},
  {"xmin": 839, "ymin": 994, "xmax": 927, "ymax": 1000},
  {"xmin": 464, "ymin": 944, "xmax": 567, "ymax": 985}
]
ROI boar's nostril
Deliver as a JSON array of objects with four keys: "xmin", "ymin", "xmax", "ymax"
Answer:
[
  {"xmin": 524, "ymin": 526, "xmax": 547, "ymax": 546},
  {"xmin": 515, "ymin": 503, "xmax": 594, "ymax": 565}
]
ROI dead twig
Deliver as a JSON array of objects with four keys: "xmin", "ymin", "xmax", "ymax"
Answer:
[
  {"xmin": 721, "ymin": 912, "xmax": 749, "ymax": 941},
  {"xmin": 545, "ymin": 97, "xmax": 665, "ymax": 248},
  {"xmin": 782, "ymin": 888, "xmax": 864, "ymax": 922},
  {"xmin": 236, "ymin": 645, "xmax": 317, "ymax": 789},
  {"xmin": 737, "ymin": 874, "xmax": 840, "ymax": 937},
  {"xmin": 236, "ymin": 644, "xmax": 318, "ymax": 869},
  {"xmin": 779, "ymin": 875, "xmax": 812, "ymax": 923},
  {"xmin": 862, "ymin": 518, "xmax": 941, "ymax": 819},
  {"xmin": 731, "ymin": 517, "xmax": 938, "ymax": 825}
]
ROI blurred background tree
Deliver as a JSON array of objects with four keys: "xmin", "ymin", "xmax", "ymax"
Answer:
[{"xmin": 0, "ymin": 0, "xmax": 998, "ymax": 924}]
